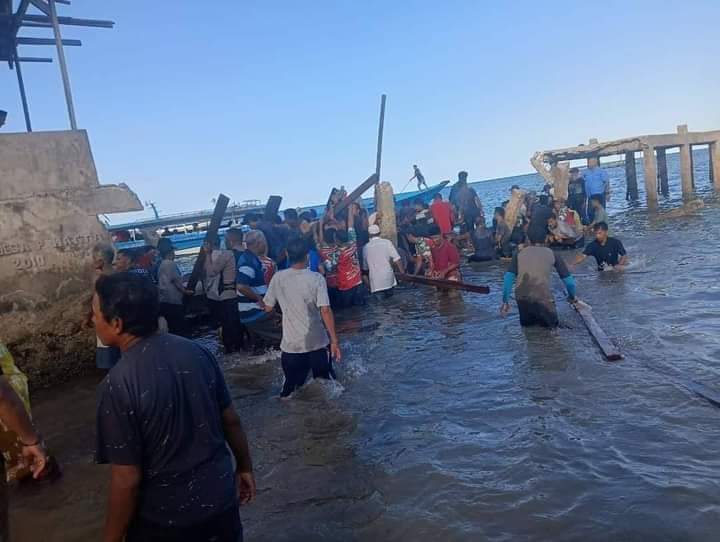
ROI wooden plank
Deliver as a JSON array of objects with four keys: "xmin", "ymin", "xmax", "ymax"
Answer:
[
  {"xmin": 684, "ymin": 381, "xmax": 720, "ymax": 408},
  {"xmin": 262, "ymin": 195, "xmax": 282, "ymax": 222},
  {"xmin": 334, "ymin": 173, "xmax": 378, "ymax": 215},
  {"xmin": 186, "ymin": 194, "xmax": 230, "ymax": 291},
  {"xmin": 397, "ymin": 273, "xmax": 489, "ymax": 294},
  {"xmin": 574, "ymin": 303, "xmax": 623, "ymax": 361}
]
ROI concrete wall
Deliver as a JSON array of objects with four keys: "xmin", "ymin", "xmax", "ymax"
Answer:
[{"xmin": 0, "ymin": 130, "xmax": 141, "ymax": 386}]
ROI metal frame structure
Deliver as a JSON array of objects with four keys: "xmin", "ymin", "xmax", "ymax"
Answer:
[{"xmin": 0, "ymin": 0, "xmax": 114, "ymax": 131}]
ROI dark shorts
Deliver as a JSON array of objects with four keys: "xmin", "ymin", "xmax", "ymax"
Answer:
[
  {"xmin": 336, "ymin": 284, "xmax": 366, "ymax": 309},
  {"xmin": 159, "ymin": 302, "xmax": 187, "ymax": 336},
  {"xmin": 517, "ymin": 299, "xmax": 559, "ymax": 328},
  {"xmin": 280, "ymin": 348, "xmax": 333, "ymax": 397},
  {"xmin": 96, "ymin": 346, "xmax": 121, "ymax": 370},
  {"xmin": 127, "ymin": 506, "xmax": 242, "ymax": 542}
]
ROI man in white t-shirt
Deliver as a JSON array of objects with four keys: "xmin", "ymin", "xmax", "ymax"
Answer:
[
  {"xmin": 263, "ymin": 238, "xmax": 342, "ymax": 398},
  {"xmin": 362, "ymin": 225, "xmax": 405, "ymax": 298}
]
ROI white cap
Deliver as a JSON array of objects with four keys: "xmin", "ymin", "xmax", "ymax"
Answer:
[{"xmin": 368, "ymin": 224, "xmax": 381, "ymax": 235}]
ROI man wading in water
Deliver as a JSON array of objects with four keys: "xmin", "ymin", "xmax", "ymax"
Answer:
[
  {"xmin": 500, "ymin": 226, "xmax": 578, "ymax": 327},
  {"xmin": 93, "ymin": 273, "xmax": 255, "ymax": 542},
  {"xmin": 263, "ymin": 238, "xmax": 342, "ymax": 398}
]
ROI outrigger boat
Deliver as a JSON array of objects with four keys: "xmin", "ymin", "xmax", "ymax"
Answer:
[{"xmin": 110, "ymin": 180, "xmax": 450, "ymax": 252}]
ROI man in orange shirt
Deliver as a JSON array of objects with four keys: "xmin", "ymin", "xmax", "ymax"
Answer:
[{"xmin": 430, "ymin": 193, "xmax": 453, "ymax": 235}]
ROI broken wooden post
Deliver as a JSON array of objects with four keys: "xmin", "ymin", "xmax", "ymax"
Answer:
[
  {"xmin": 624, "ymin": 152, "xmax": 638, "ymax": 200},
  {"xmin": 263, "ymin": 195, "xmax": 283, "ymax": 222},
  {"xmin": 186, "ymin": 194, "xmax": 230, "ymax": 292},
  {"xmin": 334, "ymin": 174, "xmax": 378, "ymax": 216},
  {"xmin": 710, "ymin": 142, "xmax": 720, "ymax": 190},
  {"xmin": 549, "ymin": 162, "xmax": 570, "ymax": 200},
  {"xmin": 656, "ymin": 148, "xmax": 669, "ymax": 196},
  {"xmin": 642, "ymin": 146, "xmax": 658, "ymax": 209},
  {"xmin": 678, "ymin": 125, "xmax": 694, "ymax": 200},
  {"xmin": 375, "ymin": 181, "xmax": 397, "ymax": 246}
]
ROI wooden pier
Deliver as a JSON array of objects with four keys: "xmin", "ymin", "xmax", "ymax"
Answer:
[{"xmin": 531, "ymin": 125, "xmax": 720, "ymax": 209}]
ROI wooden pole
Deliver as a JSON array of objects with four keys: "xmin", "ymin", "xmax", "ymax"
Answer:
[
  {"xmin": 678, "ymin": 125, "xmax": 694, "ymax": 201},
  {"xmin": 397, "ymin": 273, "xmax": 490, "ymax": 294},
  {"xmin": 186, "ymin": 194, "xmax": 230, "ymax": 292},
  {"xmin": 333, "ymin": 173, "xmax": 378, "ymax": 216},
  {"xmin": 656, "ymin": 148, "xmax": 669, "ymax": 196},
  {"xmin": 48, "ymin": 0, "xmax": 78, "ymax": 130},
  {"xmin": 573, "ymin": 303, "xmax": 623, "ymax": 361},
  {"xmin": 263, "ymin": 195, "xmax": 282, "ymax": 222},
  {"xmin": 642, "ymin": 146, "xmax": 658, "ymax": 209},
  {"xmin": 624, "ymin": 152, "xmax": 638, "ymax": 200},
  {"xmin": 710, "ymin": 141, "xmax": 720, "ymax": 191},
  {"xmin": 375, "ymin": 94, "xmax": 387, "ymax": 180}
]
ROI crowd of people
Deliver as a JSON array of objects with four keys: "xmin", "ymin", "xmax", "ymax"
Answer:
[{"xmin": 0, "ymin": 160, "xmax": 632, "ymax": 541}]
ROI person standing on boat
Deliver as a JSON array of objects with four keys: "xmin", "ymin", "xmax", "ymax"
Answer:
[
  {"xmin": 500, "ymin": 225, "xmax": 578, "ymax": 327},
  {"xmin": 409, "ymin": 165, "xmax": 428, "ymax": 191}
]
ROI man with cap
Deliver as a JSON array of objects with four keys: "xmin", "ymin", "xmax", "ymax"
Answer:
[
  {"xmin": 500, "ymin": 223, "xmax": 578, "ymax": 327},
  {"xmin": 362, "ymin": 225, "xmax": 405, "ymax": 298}
]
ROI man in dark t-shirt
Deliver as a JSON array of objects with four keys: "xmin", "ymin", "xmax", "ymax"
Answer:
[
  {"xmin": 574, "ymin": 221, "xmax": 627, "ymax": 271},
  {"xmin": 93, "ymin": 273, "xmax": 255, "ymax": 542}
]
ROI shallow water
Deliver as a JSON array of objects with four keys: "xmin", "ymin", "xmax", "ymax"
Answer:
[{"xmin": 10, "ymin": 151, "xmax": 720, "ymax": 541}]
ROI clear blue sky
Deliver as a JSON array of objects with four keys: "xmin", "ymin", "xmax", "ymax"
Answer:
[{"xmin": 2, "ymin": 0, "xmax": 719, "ymax": 221}]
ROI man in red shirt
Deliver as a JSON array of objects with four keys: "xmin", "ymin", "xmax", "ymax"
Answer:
[
  {"xmin": 335, "ymin": 206, "xmax": 364, "ymax": 308},
  {"xmin": 430, "ymin": 193, "xmax": 454, "ymax": 235},
  {"xmin": 429, "ymin": 225, "xmax": 461, "ymax": 281}
]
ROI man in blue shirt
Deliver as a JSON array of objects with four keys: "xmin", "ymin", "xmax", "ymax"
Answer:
[{"xmin": 584, "ymin": 157, "xmax": 610, "ymax": 211}]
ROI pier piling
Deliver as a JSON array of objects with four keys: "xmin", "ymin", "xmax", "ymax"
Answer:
[
  {"xmin": 677, "ymin": 125, "xmax": 694, "ymax": 200},
  {"xmin": 643, "ymin": 147, "xmax": 658, "ymax": 209},
  {"xmin": 656, "ymin": 148, "xmax": 669, "ymax": 196},
  {"xmin": 625, "ymin": 152, "xmax": 638, "ymax": 200},
  {"xmin": 531, "ymin": 123, "xmax": 720, "ymax": 212},
  {"xmin": 710, "ymin": 142, "xmax": 720, "ymax": 190}
]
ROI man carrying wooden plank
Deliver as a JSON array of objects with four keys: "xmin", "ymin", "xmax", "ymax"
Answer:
[{"xmin": 501, "ymin": 225, "xmax": 578, "ymax": 327}]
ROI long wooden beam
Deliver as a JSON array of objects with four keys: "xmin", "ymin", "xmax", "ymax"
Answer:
[
  {"xmin": 263, "ymin": 195, "xmax": 282, "ymax": 222},
  {"xmin": 186, "ymin": 194, "xmax": 230, "ymax": 292},
  {"xmin": 573, "ymin": 303, "xmax": 623, "ymax": 361},
  {"xmin": 334, "ymin": 173, "xmax": 378, "ymax": 215},
  {"xmin": 397, "ymin": 273, "xmax": 490, "ymax": 294}
]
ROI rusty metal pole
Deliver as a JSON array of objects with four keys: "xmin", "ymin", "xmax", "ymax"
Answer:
[{"xmin": 48, "ymin": 0, "xmax": 78, "ymax": 130}]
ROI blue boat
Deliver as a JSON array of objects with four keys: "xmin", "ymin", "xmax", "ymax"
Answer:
[{"xmin": 113, "ymin": 180, "xmax": 450, "ymax": 252}]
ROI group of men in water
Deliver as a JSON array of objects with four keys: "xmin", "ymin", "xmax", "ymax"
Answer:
[{"xmin": 0, "ymin": 161, "xmax": 628, "ymax": 541}]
